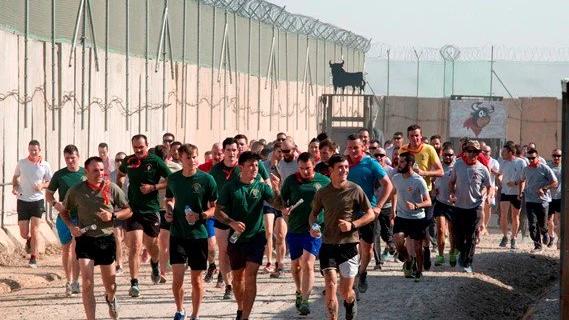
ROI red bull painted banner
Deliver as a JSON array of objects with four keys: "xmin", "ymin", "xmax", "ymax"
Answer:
[{"xmin": 449, "ymin": 100, "xmax": 507, "ymax": 138}]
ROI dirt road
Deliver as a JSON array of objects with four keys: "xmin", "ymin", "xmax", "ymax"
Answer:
[{"xmin": 0, "ymin": 230, "xmax": 559, "ymax": 319}]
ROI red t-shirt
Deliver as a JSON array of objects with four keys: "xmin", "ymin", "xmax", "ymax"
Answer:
[{"xmin": 198, "ymin": 160, "xmax": 213, "ymax": 173}]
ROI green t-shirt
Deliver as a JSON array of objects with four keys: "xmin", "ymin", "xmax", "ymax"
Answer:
[
  {"xmin": 63, "ymin": 181, "xmax": 129, "ymax": 237},
  {"xmin": 210, "ymin": 161, "xmax": 269, "ymax": 193},
  {"xmin": 165, "ymin": 170, "xmax": 218, "ymax": 239},
  {"xmin": 281, "ymin": 172, "xmax": 330, "ymax": 233},
  {"xmin": 218, "ymin": 179, "xmax": 273, "ymax": 243},
  {"xmin": 47, "ymin": 167, "xmax": 85, "ymax": 219},
  {"xmin": 119, "ymin": 153, "xmax": 171, "ymax": 214}
]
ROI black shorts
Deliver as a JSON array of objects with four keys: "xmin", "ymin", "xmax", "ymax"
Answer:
[
  {"xmin": 319, "ymin": 243, "xmax": 359, "ymax": 278},
  {"xmin": 124, "ymin": 211, "xmax": 160, "ymax": 237},
  {"xmin": 17, "ymin": 199, "xmax": 45, "ymax": 221},
  {"xmin": 358, "ymin": 222, "xmax": 374, "ymax": 244},
  {"xmin": 227, "ymin": 233, "xmax": 267, "ymax": 270},
  {"xmin": 112, "ymin": 218, "xmax": 124, "ymax": 228},
  {"xmin": 500, "ymin": 194, "xmax": 522, "ymax": 210},
  {"xmin": 263, "ymin": 205, "xmax": 283, "ymax": 218},
  {"xmin": 169, "ymin": 236, "xmax": 208, "ymax": 270},
  {"xmin": 214, "ymin": 219, "xmax": 230, "ymax": 230},
  {"xmin": 159, "ymin": 210, "xmax": 171, "ymax": 231},
  {"xmin": 393, "ymin": 216, "xmax": 428, "ymax": 240},
  {"xmin": 549, "ymin": 199, "xmax": 561, "ymax": 216},
  {"xmin": 433, "ymin": 200, "xmax": 455, "ymax": 220},
  {"xmin": 75, "ymin": 234, "xmax": 116, "ymax": 266}
]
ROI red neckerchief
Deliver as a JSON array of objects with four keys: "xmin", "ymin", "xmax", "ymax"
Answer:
[
  {"xmin": 528, "ymin": 159, "xmax": 540, "ymax": 168},
  {"xmin": 86, "ymin": 175, "xmax": 111, "ymax": 205},
  {"xmin": 461, "ymin": 155, "xmax": 477, "ymax": 166},
  {"xmin": 28, "ymin": 155, "xmax": 42, "ymax": 166},
  {"xmin": 127, "ymin": 153, "xmax": 148, "ymax": 169},
  {"xmin": 402, "ymin": 143, "xmax": 424, "ymax": 155},
  {"xmin": 348, "ymin": 155, "xmax": 363, "ymax": 168},
  {"xmin": 295, "ymin": 172, "xmax": 314, "ymax": 183},
  {"xmin": 314, "ymin": 155, "xmax": 321, "ymax": 163},
  {"xmin": 222, "ymin": 162, "xmax": 238, "ymax": 181}
]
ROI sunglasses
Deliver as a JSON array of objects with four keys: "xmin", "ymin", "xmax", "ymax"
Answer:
[
  {"xmin": 527, "ymin": 156, "xmax": 536, "ymax": 160},
  {"xmin": 277, "ymin": 138, "xmax": 285, "ymax": 142},
  {"xmin": 369, "ymin": 146, "xmax": 378, "ymax": 150},
  {"xmin": 281, "ymin": 149, "xmax": 292, "ymax": 154},
  {"xmin": 552, "ymin": 154, "xmax": 562, "ymax": 158},
  {"xmin": 443, "ymin": 153, "xmax": 455, "ymax": 157},
  {"xmin": 466, "ymin": 149, "xmax": 480, "ymax": 154},
  {"xmin": 374, "ymin": 154, "xmax": 386, "ymax": 158},
  {"xmin": 115, "ymin": 159, "xmax": 124, "ymax": 162},
  {"xmin": 163, "ymin": 140, "xmax": 174, "ymax": 144}
]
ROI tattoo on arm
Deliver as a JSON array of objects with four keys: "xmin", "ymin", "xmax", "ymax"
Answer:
[{"xmin": 214, "ymin": 205, "xmax": 234, "ymax": 225}]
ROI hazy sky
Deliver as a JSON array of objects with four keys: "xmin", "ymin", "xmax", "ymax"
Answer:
[{"xmin": 269, "ymin": 0, "xmax": 568, "ymax": 48}]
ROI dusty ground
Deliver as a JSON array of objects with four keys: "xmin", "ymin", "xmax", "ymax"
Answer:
[{"xmin": 0, "ymin": 228, "xmax": 560, "ymax": 320}]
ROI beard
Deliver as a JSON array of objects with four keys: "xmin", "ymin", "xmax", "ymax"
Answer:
[{"xmin": 397, "ymin": 165, "xmax": 410, "ymax": 174}]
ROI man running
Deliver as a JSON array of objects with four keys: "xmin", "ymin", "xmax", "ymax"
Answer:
[
  {"xmin": 215, "ymin": 151, "xmax": 277, "ymax": 320},
  {"xmin": 391, "ymin": 152, "xmax": 432, "ymax": 282},
  {"xmin": 315, "ymin": 139, "xmax": 337, "ymax": 177},
  {"xmin": 60, "ymin": 156, "xmax": 131, "ymax": 320},
  {"xmin": 547, "ymin": 149, "xmax": 562, "ymax": 248},
  {"xmin": 448, "ymin": 141, "xmax": 493, "ymax": 272},
  {"xmin": 46, "ymin": 144, "xmax": 84, "ymax": 295},
  {"xmin": 519, "ymin": 148, "xmax": 557, "ymax": 254},
  {"xmin": 480, "ymin": 144, "xmax": 500, "ymax": 236},
  {"xmin": 165, "ymin": 144, "xmax": 218, "ymax": 320},
  {"xmin": 310, "ymin": 154, "xmax": 375, "ymax": 320},
  {"xmin": 117, "ymin": 134, "xmax": 172, "ymax": 297},
  {"xmin": 12, "ymin": 139, "xmax": 53, "ymax": 268},
  {"xmin": 274, "ymin": 152, "xmax": 330, "ymax": 315}
]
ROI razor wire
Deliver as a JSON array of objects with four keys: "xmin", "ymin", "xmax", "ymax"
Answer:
[{"xmin": 200, "ymin": 0, "xmax": 371, "ymax": 52}]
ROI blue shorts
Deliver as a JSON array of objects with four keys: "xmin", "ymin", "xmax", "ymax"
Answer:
[
  {"xmin": 206, "ymin": 218, "xmax": 215, "ymax": 238},
  {"xmin": 286, "ymin": 231, "xmax": 322, "ymax": 260},
  {"xmin": 56, "ymin": 215, "xmax": 77, "ymax": 245}
]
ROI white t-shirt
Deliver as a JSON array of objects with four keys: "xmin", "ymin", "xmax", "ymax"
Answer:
[{"xmin": 14, "ymin": 158, "xmax": 53, "ymax": 202}]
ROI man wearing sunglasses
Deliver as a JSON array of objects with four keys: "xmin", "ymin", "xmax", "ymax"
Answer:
[
  {"xmin": 386, "ymin": 132, "xmax": 404, "ymax": 161},
  {"xmin": 480, "ymin": 145, "xmax": 500, "ymax": 236},
  {"xmin": 547, "ymin": 149, "xmax": 562, "ymax": 249},
  {"xmin": 449, "ymin": 140, "xmax": 493, "ymax": 273},
  {"xmin": 519, "ymin": 148, "xmax": 557, "ymax": 254}
]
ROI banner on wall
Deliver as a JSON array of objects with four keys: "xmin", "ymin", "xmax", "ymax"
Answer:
[{"xmin": 449, "ymin": 100, "xmax": 507, "ymax": 138}]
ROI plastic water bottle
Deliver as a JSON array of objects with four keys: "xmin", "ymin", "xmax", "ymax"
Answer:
[
  {"xmin": 185, "ymin": 205, "xmax": 195, "ymax": 226},
  {"xmin": 229, "ymin": 231, "xmax": 241, "ymax": 244},
  {"xmin": 311, "ymin": 222, "xmax": 322, "ymax": 239}
]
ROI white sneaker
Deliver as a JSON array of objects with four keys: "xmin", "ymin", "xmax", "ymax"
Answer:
[
  {"xmin": 71, "ymin": 281, "xmax": 81, "ymax": 294},
  {"xmin": 65, "ymin": 282, "xmax": 72, "ymax": 296}
]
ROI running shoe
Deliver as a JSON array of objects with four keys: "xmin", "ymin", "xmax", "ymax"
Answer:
[
  {"xmin": 173, "ymin": 310, "xmax": 187, "ymax": 320},
  {"xmin": 542, "ymin": 234, "xmax": 550, "ymax": 247},
  {"xmin": 204, "ymin": 263, "xmax": 216, "ymax": 283},
  {"xmin": 413, "ymin": 271, "xmax": 423, "ymax": 283},
  {"xmin": 358, "ymin": 271, "xmax": 368, "ymax": 293},
  {"xmin": 380, "ymin": 249, "xmax": 390, "ymax": 261},
  {"xmin": 129, "ymin": 279, "xmax": 140, "ymax": 297},
  {"xmin": 151, "ymin": 260, "xmax": 161, "ymax": 284},
  {"xmin": 344, "ymin": 299, "xmax": 358, "ymax": 320},
  {"xmin": 435, "ymin": 255, "xmax": 445, "ymax": 266},
  {"xmin": 216, "ymin": 273, "xmax": 224, "ymax": 288},
  {"xmin": 295, "ymin": 291, "xmax": 302, "ymax": 310},
  {"xmin": 499, "ymin": 236, "xmax": 508, "ymax": 248},
  {"xmin": 403, "ymin": 261, "xmax": 413, "ymax": 278},
  {"xmin": 28, "ymin": 258, "xmax": 37, "ymax": 269},
  {"xmin": 548, "ymin": 236, "xmax": 555, "ymax": 248},
  {"xmin": 223, "ymin": 285, "xmax": 234, "ymax": 300},
  {"xmin": 160, "ymin": 271, "xmax": 167, "ymax": 284},
  {"xmin": 373, "ymin": 264, "xmax": 382, "ymax": 270},
  {"xmin": 423, "ymin": 247, "xmax": 432, "ymax": 271},
  {"xmin": 463, "ymin": 266, "xmax": 473, "ymax": 273},
  {"xmin": 116, "ymin": 266, "xmax": 123, "ymax": 275},
  {"xmin": 449, "ymin": 252, "xmax": 457, "ymax": 267},
  {"xmin": 530, "ymin": 247, "xmax": 542, "ymax": 254},
  {"xmin": 236, "ymin": 309, "xmax": 243, "ymax": 320},
  {"xmin": 263, "ymin": 262, "xmax": 274, "ymax": 273},
  {"xmin": 510, "ymin": 238, "xmax": 518, "ymax": 250},
  {"xmin": 105, "ymin": 295, "xmax": 119, "ymax": 320},
  {"xmin": 65, "ymin": 282, "xmax": 72, "ymax": 296},
  {"xmin": 457, "ymin": 252, "xmax": 465, "ymax": 268},
  {"xmin": 71, "ymin": 281, "xmax": 81, "ymax": 294},
  {"xmin": 298, "ymin": 300, "xmax": 310, "ymax": 315},
  {"xmin": 270, "ymin": 268, "xmax": 285, "ymax": 278}
]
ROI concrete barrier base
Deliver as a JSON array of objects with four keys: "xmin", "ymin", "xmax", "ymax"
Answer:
[{"xmin": 2, "ymin": 221, "xmax": 59, "ymax": 255}]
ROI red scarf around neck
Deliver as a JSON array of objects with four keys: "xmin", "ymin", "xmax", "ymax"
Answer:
[
  {"xmin": 28, "ymin": 155, "xmax": 42, "ymax": 166},
  {"xmin": 528, "ymin": 159, "xmax": 540, "ymax": 168},
  {"xmin": 86, "ymin": 176, "xmax": 111, "ymax": 205}
]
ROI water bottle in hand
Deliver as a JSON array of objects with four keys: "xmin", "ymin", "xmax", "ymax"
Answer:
[
  {"xmin": 229, "ymin": 231, "xmax": 241, "ymax": 244},
  {"xmin": 312, "ymin": 222, "xmax": 322, "ymax": 239},
  {"xmin": 185, "ymin": 205, "xmax": 195, "ymax": 226}
]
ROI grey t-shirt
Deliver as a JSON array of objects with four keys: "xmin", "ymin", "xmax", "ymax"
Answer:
[
  {"xmin": 433, "ymin": 163, "xmax": 454, "ymax": 206},
  {"xmin": 548, "ymin": 163, "xmax": 562, "ymax": 200},
  {"xmin": 278, "ymin": 159, "xmax": 298, "ymax": 184},
  {"xmin": 450, "ymin": 159, "xmax": 491, "ymax": 209},
  {"xmin": 374, "ymin": 165, "xmax": 394, "ymax": 209},
  {"xmin": 498, "ymin": 157, "xmax": 527, "ymax": 195},
  {"xmin": 392, "ymin": 172, "xmax": 429, "ymax": 219},
  {"xmin": 521, "ymin": 163, "xmax": 557, "ymax": 203}
]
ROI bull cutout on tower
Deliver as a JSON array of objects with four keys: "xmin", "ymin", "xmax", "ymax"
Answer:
[
  {"xmin": 329, "ymin": 60, "xmax": 366, "ymax": 94},
  {"xmin": 463, "ymin": 102, "xmax": 495, "ymax": 137}
]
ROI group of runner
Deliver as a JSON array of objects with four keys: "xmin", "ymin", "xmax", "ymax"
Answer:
[{"xmin": 11, "ymin": 125, "xmax": 562, "ymax": 320}]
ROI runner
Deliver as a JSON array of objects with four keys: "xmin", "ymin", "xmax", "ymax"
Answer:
[
  {"xmin": 309, "ymin": 154, "xmax": 375, "ymax": 320},
  {"xmin": 98, "ymin": 143, "xmax": 114, "ymax": 175},
  {"xmin": 308, "ymin": 138, "xmax": 321, "ymax": 163},
  {"xmin": 214, "ymin": 151, "xmax": 277, "ymax": 320},
  {"xmin": 448, "ymin": 141, "xmax": 493, "ymax": 272},
  {"xmin": 315, "ymin": 139, "xmax": 337, "ymax": 177},
  {"xmin": 60, "ymin": 156, "xmax": 131, "ymax": 320},
  {"xmin": 497, "ymin": 142, "xmax": 527, "ymax": 249},
  {"xmin": 480, "ymin": 144, "xmax": 500, "ymax": 236},
  {"xmin": 46, "ymin": 144, "xmax": 84, "ymax": 295},
  {"xmin": 117, "ymin": 134, "xmax": 172, "ymax": 297},
  {"xmin": 431, "ymin": 146, "xmax": 457, "ymax": 267},
  {"xmin": 274, "ymin": 152, "xmax": 330, "ymax": 315},
  {"xmin": 547, "ymin": 149, "xmax": 562, "ymax": 248},
  {"xmin": 391, "ymin": 152, "xmax": 432, "ymax": 282},
  {"xmin": 12, "ymin": 140, "xmax": 53, "ymax": 268},
  {"xmin": 519, "ymin": 148, "xmax": 557, "ymax": 254},
  {"xmin": 164, "ymin": 144, "xmax": 218, "ymax": 320},
  {"xmin": 358, "ymin": 128, "xmax": 371, "ymax": 151}
]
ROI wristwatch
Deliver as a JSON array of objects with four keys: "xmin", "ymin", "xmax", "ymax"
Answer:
[
  {"xmin": 112, "ymin": 212, "xmax": 117, "ymax": 220},
  {"xmin": 413, "ymin": 203, "xmax": 419, "ymax": 210}
]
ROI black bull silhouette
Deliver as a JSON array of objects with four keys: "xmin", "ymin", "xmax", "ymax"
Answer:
[{"xmin": 329, "ymin": 60, "xmax": 366, "ymax": 94}]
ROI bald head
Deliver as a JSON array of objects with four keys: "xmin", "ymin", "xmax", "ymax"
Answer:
[{"xmin": 211, "ymin": 142, "xmax": 224, "ymax": 165}]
